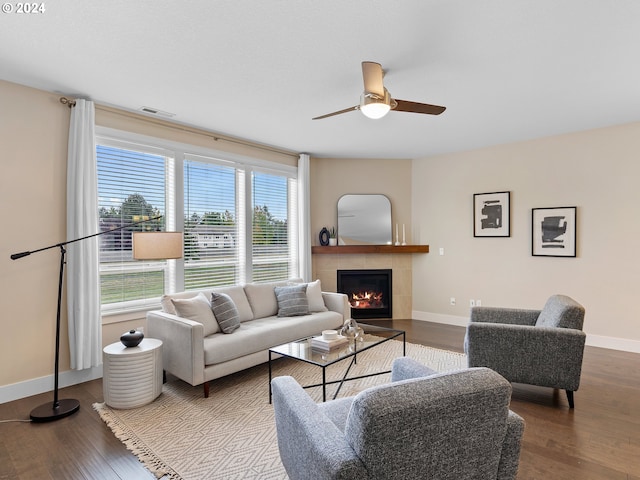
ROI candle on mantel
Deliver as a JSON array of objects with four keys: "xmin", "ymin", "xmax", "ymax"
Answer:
[
  {"xmin": 402, "ymin": 224, "xmax": 406, "ymax": 245},
  {"xmin": 395, "ymin": 224, "xmax": 400, "ymax": 246}
]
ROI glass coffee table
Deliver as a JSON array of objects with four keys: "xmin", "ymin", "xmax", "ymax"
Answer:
[{"xmin": 269, "ymin": 323, "xmax": 405, "ymax": 403}]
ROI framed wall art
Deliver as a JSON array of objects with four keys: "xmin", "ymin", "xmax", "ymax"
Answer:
[
  {"xmin": 532, "ymin": 206, "xmax": 577, "ymax": 257},
  {"xmin": 473, "ymin": 191, "xmax": 510, "ymax": 237}
]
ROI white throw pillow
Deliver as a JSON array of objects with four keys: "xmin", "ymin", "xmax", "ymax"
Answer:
[
  {"xmin": 306, "ymin": 279, "xmax": 328, "ymax": 312},
  {"xmin": 161, "ymin": 294, "xmax": 178, "ymax": 315},
  {"xmin": 171, "ymin": 292, "xmax": 220, "ymax": 336}
]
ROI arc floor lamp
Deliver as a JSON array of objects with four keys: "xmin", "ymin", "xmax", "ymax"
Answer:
[{"xmin": 10, "ymin": 216, "xmax": 182, "ymax": 422}]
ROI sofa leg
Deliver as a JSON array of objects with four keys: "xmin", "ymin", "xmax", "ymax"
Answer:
[
  {"xmin": 566, "ymin": 390, "xmax": 574, "ymax": 409},
  {"xmin": 203, "ymin": 381, "xmax": 210, "ymax": 398}
]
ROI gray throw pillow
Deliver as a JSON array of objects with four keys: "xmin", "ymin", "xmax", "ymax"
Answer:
[
  {"xmin": 211, "ymin": 292, "xmax": 240, "ymax": 334},
  {"xmin": 274, "ymin": 284, "xmax": 309, "ymax": 317}
]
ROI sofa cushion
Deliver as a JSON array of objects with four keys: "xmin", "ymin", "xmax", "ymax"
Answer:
[
  {"xmin": 170, "ymin": 292, "xmax": 220, "ymax": 336},
  {"xmin": 306, "ymin": 279, "xmax": 328, "ymax": 312},
  {"xmin": 203, "ymin": 310, "xmax": 343, "ymax": 366},
  {"xmin": 244, "ymin": 282, "xmax": 280, "ymax": 318},
  {"xmin": 211, "ymin": 292, "xmax": 241, "ymax": 334},
  {"xmin": 212, "ymin": 285, "xmax": 254, "ymax": 322},
  {"xmin": 275, "ymin": 284, "xmax": 309, "ymax": 317},
  {"xmin": 161, "ymin": 286, "xmax": 253, "ymax": 322},
  {"xmin": 243, "ymin": 279, "xmax": 302, "ymax": 319}
]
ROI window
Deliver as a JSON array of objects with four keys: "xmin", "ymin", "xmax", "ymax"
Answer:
[
  {"xmin": 96, "ymin": 142, "xmax": 174, "ymax": 313},
  {"xmin": 252, "ymin": 171, "xmax": 298, "ymax": 282},
  {"xmin": 183, "ymin": 155, "xmax": 240, "ymax": 290},
  {"xmin": 96, "ymin": 131, "xmax": 298, "ymax": 315}
]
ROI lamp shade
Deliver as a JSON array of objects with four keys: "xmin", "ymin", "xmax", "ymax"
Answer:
[{"xmin": 133, "ymin": 232, "xmax": 183, "ymax": 260}]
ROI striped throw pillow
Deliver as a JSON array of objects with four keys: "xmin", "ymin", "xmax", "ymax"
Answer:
[{"xmin": 274, "ymin": 284, "xmax": 309, "ymax": 317}]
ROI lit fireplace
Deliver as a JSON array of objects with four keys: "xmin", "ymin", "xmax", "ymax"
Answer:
[
  {"xmin": 351, "ymin": 290, "xmax": 384, "ymax": 309},
  {"xmin": 337, "ymin": 269, "xmax": 392, "ymax": 319}
]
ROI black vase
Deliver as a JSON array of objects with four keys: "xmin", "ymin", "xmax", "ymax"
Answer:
[
  {"xmin": 120, "ymin": 329, "xmax": 144, "ymax": 347},
  {"xmin": 319, "ymin": 227, "xmax": 330, "ymax": 246}
]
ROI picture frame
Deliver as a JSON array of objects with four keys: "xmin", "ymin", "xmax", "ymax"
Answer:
[
  {"xmin": 532, "ymin": 206, "xmax": 577, "ymax": 257},
  {"xmin": 473, "ymin": 191, "xmax": 510, "ymax": 237}
]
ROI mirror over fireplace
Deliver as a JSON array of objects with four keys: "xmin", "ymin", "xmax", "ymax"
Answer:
[{"xmin": 337, "ymin": 194, "xmax": 392, "ymax": 245}]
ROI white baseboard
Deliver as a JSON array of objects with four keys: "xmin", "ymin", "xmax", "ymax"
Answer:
[
  {"xmin": 0, "ymin": 365, "xmax": 103, "ymax": 405},
  {"xmin": 412, "ymin": 310, "xmax": 469, "ymax": 327},
  {"xmin": 412, "ymin": 310, "xmax": 640, "ymax": 354},
  {"xmin": 584, "ymin": 334, "xmax": 640, "ymax": 353}
]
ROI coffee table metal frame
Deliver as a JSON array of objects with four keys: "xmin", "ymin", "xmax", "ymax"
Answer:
[{"xmin": 269, "ymin": 323, "xmax": 406, "ymax": 403}]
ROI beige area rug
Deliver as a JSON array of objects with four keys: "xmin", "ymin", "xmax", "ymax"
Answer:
[{"xmin": 93, "ymin": 339, "xmax": 466, "ymax": 479}]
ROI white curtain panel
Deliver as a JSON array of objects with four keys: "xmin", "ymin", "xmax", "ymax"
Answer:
[
  {"xmin": 297, "ymin": 154, "xmax": 312, "ymax": 282},
  {"xmin": 66, "ymin": 99, "xmax": 102, "ymax": 370}
]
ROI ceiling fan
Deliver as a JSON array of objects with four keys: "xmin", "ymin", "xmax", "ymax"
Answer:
[{"xmin": 313, "ymin": 61, "xmax": 446, "ymax": 120}]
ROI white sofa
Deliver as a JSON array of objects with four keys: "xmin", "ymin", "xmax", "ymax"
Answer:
[{"xmin": 147, "ymin": 279, "xmax": 350, "ymax": 397}]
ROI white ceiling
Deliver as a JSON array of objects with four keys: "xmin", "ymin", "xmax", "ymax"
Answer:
[{"xmin": 1, "ymin": 0, "xmax": 639, "ymax": 159}]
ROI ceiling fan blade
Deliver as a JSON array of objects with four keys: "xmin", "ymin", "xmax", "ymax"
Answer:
[
  {"xmin": 312, "ymin": 105, "xmax": 359, "ymax": 120},
  {"xmin": 362, "ymin": 61, "xmax": 385, "ymax": 97},
  {"xmin": 393, "ymin": 99, "xmax": 446, "ymax": 115}
]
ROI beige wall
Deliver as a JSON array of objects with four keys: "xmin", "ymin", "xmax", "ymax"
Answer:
[
  {"xmin": 310, "ymin": 157, "xmax": 413, "ymax": 245},
  {"xmin": 1, "ymin": 81, "xmax": 72, "ymax": 387},
  {"xmin": 310, "ymin": 157, "xmax": 416, "ymax": 318},
  {"xmin": 95, "ymin": 106, "xmax": 298, "ymax": 167},
  {"xmin": 412, "ymin": 122, "xmax": 640, "ymax": 351}
]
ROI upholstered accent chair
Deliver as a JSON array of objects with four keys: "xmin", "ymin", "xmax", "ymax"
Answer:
[
  {"xmin": 271, "ymin": 357, "xmax": 524, "ymax": 480},
  {"xmin": 465, "ymin": 294, "xmax": 586, "ymax": 408}
]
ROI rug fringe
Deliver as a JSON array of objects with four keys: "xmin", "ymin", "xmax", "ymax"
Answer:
[{"xmin": 93, "ymin": 402, "xmax": 183, "ymax": 480}]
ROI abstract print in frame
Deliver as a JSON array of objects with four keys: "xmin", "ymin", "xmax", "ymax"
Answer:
[
  {"xmin": 473, "ymin": 191, "xmax": 510, "ymax": 237},
  {"xmin": 532, "ymin": 206, "xmax": 577, "ymax": 257}
]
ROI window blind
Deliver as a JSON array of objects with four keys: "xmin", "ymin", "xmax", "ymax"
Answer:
[
  {"xmin": 96, "ymin": 144, "xmax": 171, "ymax": 311},
  {"xmin": 184, "ymin": 156, "xmax": 239, "ymax": 290},
  {"xmin": 252, "ymin": 171, "xmax": 295, "ymax": 282}
]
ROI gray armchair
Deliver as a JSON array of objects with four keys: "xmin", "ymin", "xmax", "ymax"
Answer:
[
  {"xmin": 465, "ymin": 294, "xmax": 586, "ymax": 408},
  {"xmin": 271, "ymin": 357, "xmax": 524, "ymax": 480}
]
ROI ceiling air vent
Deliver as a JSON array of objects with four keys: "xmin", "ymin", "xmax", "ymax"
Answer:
[{"xmin": 138, "ymin": 106, "xmax": 175, "ymax": 118}]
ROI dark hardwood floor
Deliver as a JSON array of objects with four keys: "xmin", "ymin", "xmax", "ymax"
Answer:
[{"xmin": 1, "ymin": 320, "xmax": 639, "ymax": 479}]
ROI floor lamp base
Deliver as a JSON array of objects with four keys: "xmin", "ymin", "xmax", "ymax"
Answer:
[{"xmin": 30, "ymin": 398, "xmax": 80, "ymax": 423}]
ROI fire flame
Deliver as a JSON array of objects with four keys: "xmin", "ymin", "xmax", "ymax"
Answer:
[{"xmin": 350, "ymin": 291, "xmax": 384, "ymax": 309}]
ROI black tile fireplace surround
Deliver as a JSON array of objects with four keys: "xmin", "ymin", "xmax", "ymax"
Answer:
[{"xmin": 337, "ymin": 269, "xmax": 392, "ymax": 319}]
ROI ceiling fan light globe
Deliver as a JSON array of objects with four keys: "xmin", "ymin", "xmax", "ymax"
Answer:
[
  {"xmin": 361, "ymin": 103, "xmax": 390, "ymax": 119},
  {"xmin": 360, "ymin": 92, "xmax": 391, "ymax": 119}
]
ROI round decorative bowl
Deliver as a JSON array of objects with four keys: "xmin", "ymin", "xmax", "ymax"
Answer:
[
  {"xmin": 120, "ymin": 329, "xmax": 144, "ymax": 347},
  {"xmin": 322, "ymin": 329, "xmax": 338, "ymax": 340}
]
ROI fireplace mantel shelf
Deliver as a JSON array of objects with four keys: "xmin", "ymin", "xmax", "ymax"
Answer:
[{"xmin": 311, "ymin": 245, "xmax": 429, "ymax": 254}]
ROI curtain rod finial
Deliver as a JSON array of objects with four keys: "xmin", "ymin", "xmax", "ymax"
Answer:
[{"xmin": 59, "ymin": 97, "xmax": 76, "ymax": 107}]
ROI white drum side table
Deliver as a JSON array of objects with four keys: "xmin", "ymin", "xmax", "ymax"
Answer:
[{"xmin": 103, "ymin": 338, "xmax": 163, "ymax": 409}]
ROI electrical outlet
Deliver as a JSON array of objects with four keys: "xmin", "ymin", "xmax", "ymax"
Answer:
[
  {"xmin": 476, "ymin": 300, "xmax": 482, "ymax": 307},
  {"xmin": 439, "ymin": 247, "xmax": 445, "ymax": 256},
  {"xmin": 450, "ymin": 297, "xmax": 456, "ymax": 306},
  {"xmin": 470, "ymin": 299, "xmax": 475, "ymax": 307}
]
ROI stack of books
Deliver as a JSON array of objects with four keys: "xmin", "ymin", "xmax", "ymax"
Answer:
[{"xmin": 311, "ymin": 335, "xmax": 349, "ymax": 351}]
